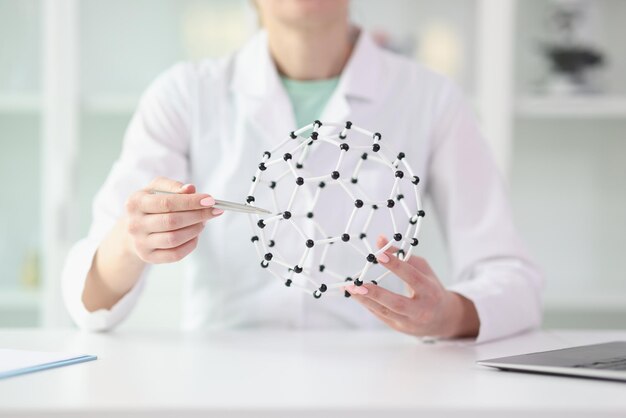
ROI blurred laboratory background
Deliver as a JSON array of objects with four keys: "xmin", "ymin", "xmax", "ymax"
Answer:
[{"xmin": 1, "ymin": 0, "xmax": 625, "ymax": 330}]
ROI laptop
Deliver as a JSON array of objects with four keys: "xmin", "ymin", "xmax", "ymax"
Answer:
[{"xmin": 477, "ymin": 341, "xmax": 626, "ymax": 382}]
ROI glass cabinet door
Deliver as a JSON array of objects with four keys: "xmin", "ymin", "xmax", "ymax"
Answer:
[
  {"xmin": 511, "ymin": 0, "xmax": 626, "ymax": 325},
  {"xmin": 0, "ymin": 0, "xmax": 42, "ymax": 326}
]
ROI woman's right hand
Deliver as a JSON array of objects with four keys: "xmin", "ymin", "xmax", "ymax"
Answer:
[{"xmin": 124, "ymin": 177, "xmax": 223, "ymax": 264}]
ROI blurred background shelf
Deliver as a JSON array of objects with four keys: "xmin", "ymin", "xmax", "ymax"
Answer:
[
  {"xmin": 0, "ymin": 94, "xmax": 40, "ymax": 113},
  {"xmin": 82, "ymin": 94, "xmax": 139, "ymax": 115},
  {"xmin": 546, "ymin": 294, "xmax": 626, "ymax": 312},
  {"xmin": 544, "ymin": 294, "xmax": 626, "ymax": 329},
  {"xmin": 516, "ymin": 96, "xmax": 626, "ymax": 118},
  {"xmin": 0, "ymin": 288, "xmax": 40, "ymax": 310},
  {"xmin": 0, "ymin": 288, "xmax": 40, "ymax": 327}
]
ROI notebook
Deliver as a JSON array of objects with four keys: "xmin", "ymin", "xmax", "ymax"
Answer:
[{"xmin": 0, "ymin": 348, "xmax": 97, "ymax": 379}]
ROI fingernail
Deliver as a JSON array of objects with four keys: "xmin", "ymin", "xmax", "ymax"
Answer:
[
  {"xmin": 202, "ymin": 220, "xmax": 207, "ymax": 226},
  {"xmin": 377, "ymin": 252, "xmax": 390, "ymax": 264},
  {"xmin": 181, "ymin": 183, "xmax": 193, "ymax": 190},
  {"xmin": 347, "ymin": 285, "xmax": 368, "ymax": 295},
  {"xmin": 212, "ymin": 208, "xmax": 224, "ymax": 216},
  {"xmin": 200, "ymin": 197, "xmax": 215, "ymax": 207}
]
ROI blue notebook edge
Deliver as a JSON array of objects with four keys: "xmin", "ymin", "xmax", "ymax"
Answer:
[{"xmin": 0, "ymin": 354, "xmax": 97, "ymax": 380}]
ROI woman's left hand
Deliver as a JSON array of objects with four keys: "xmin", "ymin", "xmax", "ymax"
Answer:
[{"xmin": 345, "ymin": 236, "xmax": 480, "ymax": 339}]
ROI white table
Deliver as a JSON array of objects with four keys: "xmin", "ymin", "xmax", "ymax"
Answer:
[{"xmin": 0, "ymin": 328, "xmax": 625, "ymax": 417}]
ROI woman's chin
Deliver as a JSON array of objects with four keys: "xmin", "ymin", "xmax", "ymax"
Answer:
[{"xmin": 261, "ymin": 0, "xmax": 349, "ymax": 28}]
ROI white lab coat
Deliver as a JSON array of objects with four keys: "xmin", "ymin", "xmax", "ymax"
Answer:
[{"xmin": 62, "ymin": 30, "xmax": 543, "ymax": 342}]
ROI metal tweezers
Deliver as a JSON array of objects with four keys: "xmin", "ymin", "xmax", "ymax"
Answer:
[
  {"xmin": 212, "ymin": 199, "xmax": 272, "ymax": 215},
  {"xmin": 150, "ymin": 190, "xmax": 272, "ymax": 216}
]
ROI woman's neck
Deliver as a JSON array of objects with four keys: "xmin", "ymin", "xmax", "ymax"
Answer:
[{"xmin": 266, "ymin": 22, "xmax": 356, "ymax": 81}]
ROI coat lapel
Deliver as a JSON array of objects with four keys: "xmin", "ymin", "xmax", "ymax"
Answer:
[
  {"xmin": 230, "ymin": 31, "xmax": 296, "ymax": 149},
  {"xmin": 321, "ymin": 30, "xmax": 382, "ymax": 124},
  {"xmin": 231, "ymin": 29, "xmax": 384, "ymax": 145}
]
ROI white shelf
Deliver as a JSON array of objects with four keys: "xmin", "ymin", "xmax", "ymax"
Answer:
[
  {"xmin": 516, "ymin": 96, "xmax": 626, "ymax": 119},
  {"xmin": 0, "ymin": 94, "xmax": 41, "ymax": 113},
  {"xmin": 82, "ymin": 94, "xmax": 139, "ymax": 114},
  {"xmin": 544, "ymin": 294, "xmax": 626, "ymax": 312},
  {"xmin": 0, "ymin": 93, "xmax": 139, "ymax": 115},
  {"xmin": 0, "ymin": 288, "xmax": 40, "ymax": 311}
]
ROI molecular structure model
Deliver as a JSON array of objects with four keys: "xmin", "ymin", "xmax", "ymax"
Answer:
[{"xmin": 245, "ymin": 120, "xmax": 425, "ymax": 299}]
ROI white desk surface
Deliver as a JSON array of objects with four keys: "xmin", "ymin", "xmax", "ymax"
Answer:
[{"xmin": 0, "ymin": 328, "xmax": 625, "ymax": 417}]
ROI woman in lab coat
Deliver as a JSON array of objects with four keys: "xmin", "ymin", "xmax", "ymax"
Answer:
[{"xmin": 62, "ymin": 0, "xmax": 543, "ymax": 342}]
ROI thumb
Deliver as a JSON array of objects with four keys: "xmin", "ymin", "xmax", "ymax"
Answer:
[
  {"xmin": 376, "ymin": 234, "xmax": 403, "ymax": 257},
  {"xmin": 146, "ymin": 177, "xmax": 195, "ymax": 194}
]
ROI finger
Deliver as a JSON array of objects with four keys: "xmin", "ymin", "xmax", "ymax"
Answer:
[
  {"xmin": 347, "ymin": 290, "xmax": 408, "ymax": 324},
  {"xmin": 376, "ymin": 235, "xmax": 405, "ymax": 258},
  {"xmin": 145, "ymin": 177, "xmax": 187, "ymax": 193},
  {"xmin": 143, "ymin": 208, "xmax": 220, "ymax": 232},
  {"xmin": 146, "ymin": 222, "xmax": 205, "ymax": 250},
  {"xmin": 358, "ymin": 284, "xmax": 412, "ymax": 315},
  {"xmin": 139, "ymin": 192, "xmax": 215, "ymax": 214},
  {"xmin": 350, "ymin": 291, "xmax": 421, "ymax": 336},
  {"xmin": 376, "ymin": 235, "xmax": 435, "ymax": 276},
  {"xmin": 364, "ymin": 305, "xmax": 405, "ymax": 331},
  {"xmin": 149, "ymin": 236, "xmax": 199, "ymax": 264},
  {"xmin": 180, "ymin": 183, "xmax": 196, "ymax": 194}
]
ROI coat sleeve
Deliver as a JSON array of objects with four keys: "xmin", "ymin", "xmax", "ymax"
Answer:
[
  {"xmin": 426, "ymin": 83, "xmax": 544, "ymax": 343},
  {"xmin": 61, "ymin": 63, "xmax": 196, "ymax": 331}
]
